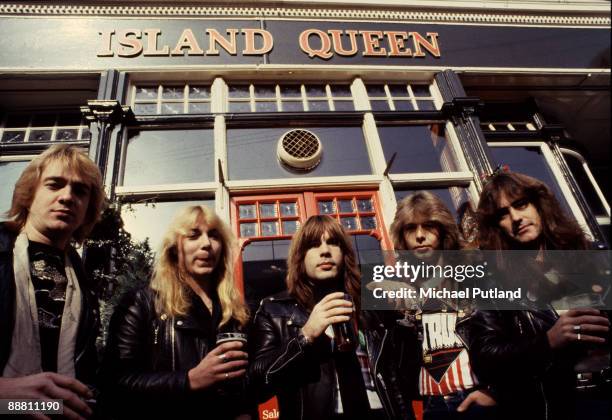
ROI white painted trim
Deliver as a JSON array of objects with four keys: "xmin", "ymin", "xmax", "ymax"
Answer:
[
  {"xmin": 226, "ymin": 174, "xmax": 383, "ymax": 191},
  {"xmin": 596, "ymin": 216, "xmax": 610, "ymax": 225},
  {"xmin": 388, "ymin": 171, "xmax": 474, "ymax": 185},
  {"xmin": 0, "ymin": 155, "xmax": 34, "ymax": 162},
  {"xmin": 115, "ymin": 181, "xmax": 218, "ymax": 196}
]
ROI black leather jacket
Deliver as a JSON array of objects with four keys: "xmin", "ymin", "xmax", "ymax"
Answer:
[
  {"xmin": 249, "ymin": 291, "xmax": 416, "ymax": 419},
  {"xmin": 460, "ymin": 308, "xmax": 576, "ymax": 420},
  {"xmin": 0, "ymin": 224, "xmax": 99, "ymax": 384},
  {"xmin": 100, "ymin": 287, "xmax": 248, "ymax": 419}
]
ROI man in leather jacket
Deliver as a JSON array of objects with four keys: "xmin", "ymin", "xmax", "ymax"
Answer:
[
  {"xmin": 0, "ymin": 145, "xmax": 106, "ymax": 419},
  {"xmin": 464, "ymin": 170, "xmax": 610, "ymax": 420},
  {"xmin": 250, "ymin": 215, "xmax": 411, "ymax": 419}
]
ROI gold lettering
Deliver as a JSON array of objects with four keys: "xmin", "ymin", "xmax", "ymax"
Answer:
[
  {"xmin": 97, "ymin": 30, "xmax": 115, "ymax": 57},
  {"xmin": 329, "ymin": 30, "xmax": 358, "ymax": 57},
  {"xmin": 299, "ymin": 29, "xmax": 333, "ymax": 60},
  {"xmin": 384, "ymin": 31, "xmax": 412, "ymax": 57},
  {"xmin": 411, "ymin": 32, "xmax": 441, "ymax": 58},
  {"xmin": 171, "ymin": 28, "xmax": 204, "ymax": 56},
  {"xmin": 143, "ymin": 29, "xmax": 169, "ymax": 56},
  {"xmin": 206, "ymin": 28, "xmax": 238, "ymax": 55},
  {"xmin": 360, "ymin": 31, "xmax": 387, "ymax": 56},
  {"xmin": 242, "ymin": 28, "xmax": 273, "ymax": 55},
  {"xmin": 117, "ymin": 30, "xmax": 143, "ymax": 58}
]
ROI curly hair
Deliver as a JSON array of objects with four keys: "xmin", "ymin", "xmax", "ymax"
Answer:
[
  {"xmin": 4, "ymin": 144, "xmax": 106, "ymax": 244},
  {"xmin": 286, "ymin": 215, "xmax": 361, "ymax": 312},
  {"xmin": 390, "ymin": 191, "xmax": 462, "ymax": 251},
  {"xmin": 477, "ymin": 171, "xmax": 588, "ymax": 250},
  {"xmin": 150, "ymin": 205, "xmax": 249, "ymax": 327}
]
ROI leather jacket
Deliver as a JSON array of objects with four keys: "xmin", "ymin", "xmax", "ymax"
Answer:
[
  {"xmin": 460, "ymin": 308, "xmax": 577, "ymax": 420},
  {"xmin": 0, "ymin": 224, "xmax": 99, "ymax": 384},
  {"xmin": 100, "ymin": 287, "xmax": 248, "ymax": 419},
  {"xmin": 249, "ymin": 291, "xmax": 416, "ymax": 419}
]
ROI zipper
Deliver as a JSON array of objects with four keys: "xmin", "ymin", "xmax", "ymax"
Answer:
[
  {"xmin": 171, "ymin": 317, "xmax": 176, "ymax": 371},
  {"xmin": 371, "ymin": 329, "xmax": 398, "ymax": 419},
  {"xmin": 154, "ymin": 325, "xmax": 159, "ymax": 344}
]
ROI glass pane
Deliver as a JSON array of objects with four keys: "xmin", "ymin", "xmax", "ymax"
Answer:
[
  {"xmin": 123, "ymin": 129, "xmax": 214, "ymax": 186},
  {"xmin": 135, "ymin": 86, "xmax": 158, "ymax": 100},
  {"xmin": 308, "ymin": 100, "xmax": 329, "ymax": 112},
  {"xmin": 333, "ymin": 100, "xmax": 355, "ymax": 111},
  {"xmin": 0, "ymin": 160, "xmax": 29, "ymax": 217},
  {"xmin": 379, "ymin": 125, "xmax": 458, "ymax": 173},
  {"xmin": 239, "ymin": 204, "xmax": 256, "ymax": 219},
  {"xmin": 242, "ymin": 239, "xmax": 290, "ymax": 314},
  {"xmin": 188, "ymin": 102, "xmax": 211, "ymax": 114},
  {"xmin": 1, "ymin": 131, "xmax": 26, "ymax": 143},
  {"xmin": 337, "ymin": 199, "xmax": 354, "ymax": 213},
  {"xmin": 240, "ymin": 223, "xmax": 257, "ymax": 237},
  {"xmin": 57, "ymin": 113, "xmax": 83, "ymax": 126},
  {"xmin": 360, "ymin": 216, "xmax": 377, "ymax": 230},
  {"xmin": 31, "ymin": 115, "xmax": 56, "ymax": 127},
  {"xmin": 340, "ymin": 217, "xmax": 358, "ymax": 231},
  {"xmin": 80, "ymin": 127, "xmax": 91, "ymax": 141},
  {"xmin": 29, "ymin": 130, "xmax": 52, "ymax": 142},
  {"xmin": 281, "ymin": 101, "xmax": 304, "ymax": 112},
  {"xmin": 305, "ymin": 85, "xmax": 326, "ymax": 97},
  {"xmin": 388, "ymin": 84, "xmax": 409, "ymax": 97},
  {"xmin": 416, "ymin": 100, "xmax": 436, "ymax": 111},
  {"xmin": 162, "ymin": 86, "xmax": 184, "ymax": 100},
  {"xmin": 229, "ymin": 101, "xmax": 251, "ymax": 113},
  {"xmin": 259, "ymin": 203, "xmax": 277, "ymax": 218},
  {"xmin": 370, "ymin": 100, "xmax": 391, "ymax": 111},
  {"xmin": 229, "ymin": 85, "xmax": 250, "ymax": 98},
  {"xmin": 366, "ymin": 85, "xmax": 386, "ymax": 97},
  {"xmin": 411, "ymin": 85, "xmax": 431, "ymax": 97},
  {"xmin": 357, "ymin": 199, "xmax": 373, "ymax": 212},
  {"xmin": 255, "ymin": 101, "xmax": 278, "ymax": 112},
  {"xmin": 280, "ymin": 85, "xmax": 302, "ymax": 98},
  {"xmin": 318, "ymin": 201, "xmax": 335, "ymax": 215},
  {"xmin": 254, "ymin": 85, "xmax": 276, "ymax": 98},
  {"xmin": 351, "ymin": 235, "xmax": 383, "ymax": 268},
  {"xmin": 280, "ymin": 202, "xmax": 297, "ymax": 217},
  {"xmin": 394, "ymin": 100, "xmax": 414, "ymax": 111},
  {"xmin": 189, "ymin": 85, "xmax": 210, "ymax": 99},
  {"xmin": 134, "ymin": 103, "xmax": 157, "ymax": 115},
  {"xmin": 261, "ymin": 221, "xmax": 279, "ymax": 236},
  {"xmin": 282, "ymin": 220, "xmax": 299, "ymax": 235},
  {"xmin": 161, "ymin": 103, "xmax": 183, "ymax": 114},
  {"xmin": 490, "ymin": 146, "xmax": 573, "ymax": 215},
  {"xmin": 121, "ymin": 200, "xmax": 212, "ymax": 253},
  {"xmin": 4, "ymin": 114, "xmax": 30, "ymax": 128},
  {"xmin": 227, "ymin": 126, "xmax": 371, "ymax": 180},
  {"xmin": 331, "ymin": 85, "xmax": 352, "ymax": 97},
  {"xmin": 563, "ymin": 153, "xmax": 607, "ymax": 216},
  {"xmin": 56, "ymin": 129, "xmax": 79, "ymax": 141},
  {"xmin": 394, "ymin": 187, "xmax": 472, "ymax": 220}
]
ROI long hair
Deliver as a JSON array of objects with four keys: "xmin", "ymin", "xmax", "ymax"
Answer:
[
  {"xmin": 5, "ymin": 144, "xmax": 106, "ymax": 244},
  {"xmin": 390, "ymin": 191, "xmax": 462, "ymax": 251},
  {"xmin": 150, "ymin": 205, "xmax": 249, "ymax": 327},
  {"xmin": 477, "ymin": 171, "xmax": 588, "ymax": 250},
  {"xmin": 286, "ymin": 215, "xmax": 361, "ymax": 312}
]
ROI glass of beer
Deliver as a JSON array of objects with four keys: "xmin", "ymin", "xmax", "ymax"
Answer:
[
  {"xmin": 332, "ymin": 293, "xmax": 357, "ymax": 352},
  {"xmin": 215, "ymin": 332, "xmax": 248, "ymax": 396}
]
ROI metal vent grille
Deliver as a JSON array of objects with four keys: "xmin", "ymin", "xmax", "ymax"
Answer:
[{"xmin": 277, "ymin": 129, "xmax": 323, "ymax": 170}]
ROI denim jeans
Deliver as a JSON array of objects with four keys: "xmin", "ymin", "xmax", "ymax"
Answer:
[{"xmin": 423, "ymin": 390, "xmax": 498, "ymax": 420}]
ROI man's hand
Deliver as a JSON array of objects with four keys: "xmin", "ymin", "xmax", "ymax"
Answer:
[
  {"xmin": 547, "ymin": 308, "xmax": 609, "ymax": 349},
  {"xmin": 0, "ymin": 372, "xmax": 93, "ymax": 420},
  {"xmin": 456, "ymin": 389, "xmax": 496, "ymax": 412},
  {"xmin": 301, "ymin": 292, "xmax": 353, "ymax": 340},
  {"xmin": 188, "ymin": 340, "xmax": 248, "ymax": 391}
]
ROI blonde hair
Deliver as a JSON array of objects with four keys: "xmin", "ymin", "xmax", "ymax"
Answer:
[
  {"xmin": 390, "ymin": 191, "xmax": 462, "ymax": 251},
  {"xmin": 150, "ymin": 205, "xmax": 249, "ymax": 327},
  {"xmin": 5, "ymin": 144, "xmax": 106, "ymax": 244}
]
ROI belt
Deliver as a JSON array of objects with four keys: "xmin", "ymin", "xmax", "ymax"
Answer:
[{"xmin": 576, "ymin": 367, "xmax": 611, "ymax": 391}]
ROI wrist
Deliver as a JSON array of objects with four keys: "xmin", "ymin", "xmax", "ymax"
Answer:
[{"xmin": 299, "ymin": 328, "xmax": 314, "ymax": 345}]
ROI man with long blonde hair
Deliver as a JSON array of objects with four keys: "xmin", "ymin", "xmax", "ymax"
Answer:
[{"xmin": 0, "ymin": 144, "xmax": 106, "ymax": 419}]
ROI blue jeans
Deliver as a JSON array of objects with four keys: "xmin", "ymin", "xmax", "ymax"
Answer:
[{"xmin": 423, "ymin": 390, "xmax": 498, "ymax": 420}]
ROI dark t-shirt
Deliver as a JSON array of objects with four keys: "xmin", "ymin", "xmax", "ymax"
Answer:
[{"xmin": 28, "ymin": 240, "xmax": 67, "ymax": 372}]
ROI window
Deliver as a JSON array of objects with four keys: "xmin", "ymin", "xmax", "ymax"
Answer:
[
  {"xmin": 132, "ymin": 84, "xmax": 212, "ymax": 115},
  {"xmin": 227, "ymin": 83, "xmax": 354, "ymax": 113},
  {"xmin": 561, "ymin": 149, "xmax": 610, "ymax": 219},
  {"xmin": 366, "ymin": 83, "xmax": 436, "ymax": 111},
  {"xmin": 394, "ymin": 187, "xmax": 473, "ymax": 219},
  {"xmin": 122, "ymin": 129, "xmax": 215, "ymax": 186},
  {"xmin": 0, "ymin": 112, "xmax": 90, "ymax": 144},
  {"xmin": 0, "ymin": 159, "xmax": 30, "ymax": 217}
]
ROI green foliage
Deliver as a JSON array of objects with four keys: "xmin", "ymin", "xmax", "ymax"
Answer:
[{"xmin": 85, "ymin": 203, "xmax": 154, "ymax": 350}]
